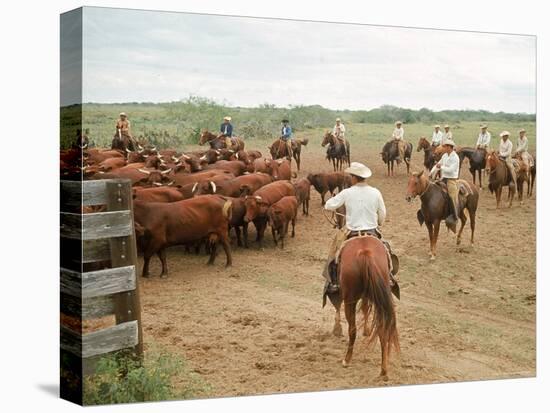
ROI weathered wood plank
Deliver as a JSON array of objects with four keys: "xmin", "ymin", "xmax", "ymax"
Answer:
[
  {"xmin": 61, "ymin": 293, "xmax": 115, "ymax": 320},
  {"xmin": 82, "ymin": 239, "xmax": 110, "ymax": 263},
  {"xmin": 61, "ymin": 266, "xmax": 136, "ymax": 298},
  {"xmin": 61, "ymin": 179, "xmax": 132, "ymax": 208},
  {"xmin": 60, "ymin": 211, "xmax": 132, "ymax": 240},
  {"xmin": 61, "ymin": 321, "xmax": 138, "ymax": 358}
]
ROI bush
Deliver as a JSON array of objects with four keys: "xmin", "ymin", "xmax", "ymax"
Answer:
[{"xmin": 83, "ymin": 350, "xmax": 209, "ymax": 405}]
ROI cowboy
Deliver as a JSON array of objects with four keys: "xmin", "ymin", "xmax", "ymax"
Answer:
[
  {"xmin": 220, "ymin": 116, "xmax": 234, "ymax": 149},
  {"xmin": 476, "ymin": 124, "xmax": 491, "ymax": 150},
  {"xmin": 115, "ymin": 112, "xmax": 132, "ymax": 140},
  {"xmin": 430, "ymin": 138, "xmax": 460, "ymax": 232},
  {"xmin": 431, "ymin": 124, "xmax": 443, "ymax": 147},
  {"xmin": 442, "ymin": 124, "xmax": 453, "ymax": 142},
  {"xmin": 280, "ymin": 119, "xmax": 293, "ymax": 158},
  {"xmin": 515, "ymin": 128, "xmax": 534, "ymax": 167},
  {"xmin": 499, "ymin": 131, "xmax": 517, "ymax": 188},
  {"xmin": 333, "ymin": 118, "xmax": 346, "ymax": 141},
  {"xmin": 389, "ymin": 121, "xmax": 405, "ymax": 162},
  {"xmin": 322, "ymin": 162, "xmax": 399, "ymax": 295}
]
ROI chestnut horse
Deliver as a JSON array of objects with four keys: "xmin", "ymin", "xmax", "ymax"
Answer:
[
  {"xmin": 321, "ymin": 131, "xmax": 351, "ymax": 171},
  {"xmin": 405, "ymin": 171, "xmax": 479, "ymax": 260},
  {"xmin": 329, "ymin": 236, "xmax": 399, "ymax": 378},
  {"xmin": 268, "ymin": 137, "xmax": 308, "ymax": 170},
  {"xmin": 486, "ymin": 151, "xmax": 516, "ymax": 208},
  {"xmin": 381, "ymin": 140, "xmax": 413, "ymax": 176},
  {"xmin": 199, "ymin": 130, "xmax": 245, "ymax": 151}
]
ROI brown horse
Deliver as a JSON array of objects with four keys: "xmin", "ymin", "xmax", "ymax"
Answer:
[
  {"xmin": 405, "ymin": 171, "xmax": 479, "ymax": 260},
  {"xmin": 529, "ymin": 156, "xmax": 536, "ymax": 197},
  {"xmin": 199, "ymin": 130, "xmax": 245, "ymax": 151},
  {"xmin": 321, "ymin": 131, "xmax": 351, "ymax": 171},
  {"xmin": 486, "ymin": 151, "xmax": 516, "ymax": 208},
  {"xmin": 268, "ymin": 137, "xmax": 308, "ymax": 170},
  {"xmin": 513, "ymin": 154, "xmax": 531, "ymax": 205},
  {"xmin": 329, "ymin": 236, "xmax": 399, "ymax": 378},
  {"xmin": 381, "ymin": 140, "xmax": 413, "ymax": 176},
  {"xmin": 416, "ymin": 137, "xmax": 441, "ymax": 171}
]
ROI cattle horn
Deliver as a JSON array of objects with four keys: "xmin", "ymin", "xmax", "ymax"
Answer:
[
  {"xmin": 161, "ymin": 168, "xmax": 172, "ymax": 175},
  {"xmin": 181, "ymin": 154, "xmax": 191, "ymax": 160},
  {"xmin": 235, "ymin": 152, "xmax": 240, "ymax": 159},
  {"xmin": 199, "ymin": 155, "xmax": 207, "ymax": 161},
  {"xmin": 210, "ymin": 181, "xmax": 217, "ymax": 193},
  {"xmin": 138, "ymin": 168, "xmax": 151, "ymax": 175},
  {"xmin": 153, "ymin": 182, "xmax": 163, "ymax": 186},
  {"xmin": 151, "ymin": 146, "xmax": 157, "ymax": 152},
  {"xmin": 229, "ymin": 149, "xmax": 235, "ymax": 153},
  {"xmin": 126, "ymin": 148, "xmax": 133, "ymax": 153},
  {"xmin": 191, "ymin": 182, "xmax": 198, "ymax": 193},
  {"xmin": 171, "ymin": 155, "xmax": 178, "ymax": 162},
  {"xmin": 255, "ymin": 196, "xmax": 262, "ymax": 201},
  {"xmin": 215, "ymin": 150, "xmax": 221, "ymax": 155},
  {"xmin": 276, "ymin": 159, "xmax": 283, "ymax": 165},
  {"xmin": 167, "ymin": 181, "xmax": 174, "ymax": 186}
]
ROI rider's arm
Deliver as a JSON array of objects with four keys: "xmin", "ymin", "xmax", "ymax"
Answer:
[
  {"xmin": 377, "ymin": 192, "xmax": 386, "ymax": 226},
  {"xmin": 324, "ymin": 189, "xmax": 346, "ymax": 211}
]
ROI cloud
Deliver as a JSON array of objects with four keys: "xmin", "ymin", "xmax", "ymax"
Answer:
[{"xmin": 77, "ymin": 7, "xmax": 536, "ymax": 113}]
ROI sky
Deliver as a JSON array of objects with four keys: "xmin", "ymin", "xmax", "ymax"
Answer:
[{"xmin": 71, "ymin": 7, "xmax": 536, "ymax": 113}]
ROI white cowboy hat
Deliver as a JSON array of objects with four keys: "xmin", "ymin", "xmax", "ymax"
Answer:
[
  {"xmin": 434, "ymin": 124, "xmax": 441, "ymax": 128},
  {"xmin": 500, "ymin": 131, "xmax": 510, "ymax": 137},
  {"xmin": 119, "ymin": 112, "xmax": 127, "ymax": 117},
  {"xmin": 223, "ymin": 116, "xmax": 232, "ymax": 121},
  {"xmin": 518, "ymin": 128, "xmax": 526, "ymax": 133},
  {"xmin": 395, "ymin": 121, "xmax": 403, "ymax": 125},
  {"xmin": 444, "ymin": 124, "xmax": 450, "ymax": 128},
  {"xmin": 480, "ymin": 124, "xmax": 488, "ymax": 129},
  {"xmin": 336, "ymin": 118, "xmax": 341, "ymax": 122},
  {"xmin": 345, "ymin": 162, "xmax": 372, "ymax": 179},
  {"xmin": 442, "ymin": 138, "xmax": 456, "ymax": 147}
]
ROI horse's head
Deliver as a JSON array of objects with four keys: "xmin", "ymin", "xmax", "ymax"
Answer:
[
  {"xmin": 321, "ymin": 131, "xmax": 332, "ymax": 147},
  {"xmin": 417, "ymin": 137, "xmax": 429, "ymax": 152},
  {"xmin": 486, "ymin": 150, "xmax": 498, "ymax": 172},
  {"xmin": 405, "ymin": 170, "xmax": 428, "ymax": 202},
  {"xmin": 198, "ymin": 129, "xmax": 212, "ymax": 146}
]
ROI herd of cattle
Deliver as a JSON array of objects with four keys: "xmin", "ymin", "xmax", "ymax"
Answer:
[{"xmin": 60, "ymin": 141, "xmax": 353, "ymax": 277}]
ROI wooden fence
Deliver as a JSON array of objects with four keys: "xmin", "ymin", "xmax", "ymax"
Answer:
[{"xmin": 60, "ymin": 178, "xmax": 143, "ymax": 403}]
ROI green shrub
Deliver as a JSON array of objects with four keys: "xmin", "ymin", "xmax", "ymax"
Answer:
[{"xmin": 83, "ymin": 350, "xmax": 210, "ymax": 405}]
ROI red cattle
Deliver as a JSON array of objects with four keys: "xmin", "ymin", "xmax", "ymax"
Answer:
[
  {"xmin": 253, "ymin": 158, "xmax": 273, "ymax": 174},
  {"xmin": 98, "ymin": 157, "xmax": 127, "ymax": 172},
  {"xmin": 267, "ymin": 196, "xmax": 298, "ymax": 249},
  {"xmin": 170, "ymin": 169, "xmax": 235, "ymax": 187},
  {"xmin": 132, "ymin": 186, "xmax": 186, "ymax": 203},
  {"xmin": 219, "ymin": 196, "xmax": 250, "ymax": 248},
  {"xmin": 244, "ymin": 181, "xmax": 296, "ymax": 247},
  {"xmin": 293, "ymin": 178, "xmax": 311, "ymax": 215},
  {"xmin": 90, "ymin": 167, "xmax": 172, "ymax": 186},
  {"xmin": 203, "ymin": 160, "xmax": 253, "ymax": 176},
  {"xmin": 269, "ymin": 158, "xmax": 295, "ymax": 181},
  {"xmin": 191, "ymin": 174, "xmax": 236, "ymax": 196},
  {"xmin": 133, "ymin": 195, "xmax": 233, "ymax": 277},
  {"xmin": 307, "ymin": 171, "xmax": 350, "ymax": 204},
  {"xmin": 84, "ymin": 149, "xmax": 124, "ymax": 164}
]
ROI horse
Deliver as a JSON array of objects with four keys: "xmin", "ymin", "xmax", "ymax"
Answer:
[
  {"xmin": 199, "ymin": 130, "xmax": 245, "ymax": 151},
  {"xmin": 529, "ymin": 156, "xmax": 536, "ymax": 197},
  {"xmin": 111, "ymin": 133, "xmax": 138, "ymax": 153},
  {"xmin": 327, "ymin": 236, "xmax": 399, "ymax": 378},
  {"xmin": 405, "ymin": 171, "xmax": 479, "ymax": 260},
  {"xmin": 416, "ymin": 137, "xmax": 439, "ymax": 171},
  {"xmin": 512, "ymin": 154, "xmax": 531, "ymax": 205},
  {"xmin": 486, "ymin": 151, "xmax": 516, "ymax": 208},
  {"xmin": 268, "ymin": 137, "xmax": 308, "ymax": 170},
  {"xmin": 321, "ymin": 131, "xmax": 351, "ymax": 171},
  {"xmin": 381, "ymin": 140, "xmax": 412, "ymax": 176},
  {"xmin": 457, "ymin": 147, "xmax": 487, "ymax": 189}
]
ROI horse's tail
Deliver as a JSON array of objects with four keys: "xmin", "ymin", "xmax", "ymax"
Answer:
[
  {"xmin": 299, "ymin": 137, "xmax": 309, "ymax": 146},
  {"xmin": 356, "ymin": 249, "xmax": 400, "ymax": 356}
]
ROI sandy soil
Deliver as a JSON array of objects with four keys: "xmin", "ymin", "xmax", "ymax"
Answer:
[{"xmin": 136, "ymin": 143, "xmax": 536, "ymax": 398}]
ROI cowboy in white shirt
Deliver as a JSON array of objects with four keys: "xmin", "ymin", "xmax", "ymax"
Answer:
[
  {"xmin": 431, "ymin": 125, "xmax": 443, "ymax": 147},
  {"xmin": 515, "ymin": 129, "xmax": 534, "ymax": 167},
  {"xmin": 476, "ymin": 125, "xmax": 491, "ymax": 150},
  {"xmin": 430, "ymin": 138, "xmax": 460, "ymax": 231},
  {"xmin": 322, "ymin": 163, "xmax": 399, "ymax": 296},
  {"xmin": 442, "ymin": 124, "xmax": 453, "ymax": 142},
  {"xmin": 499, "ymin": 131, "xmax": 517, "ymax": 188},
  {"xmin": 333, "ymin": 118, "xmax": 348, "ymax": 155},
  {"xmin": 390, "ymin": 121, "xmax": 405, "ymax": 162}
]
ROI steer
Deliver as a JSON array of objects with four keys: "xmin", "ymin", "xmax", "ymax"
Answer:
[
  {"xmin": 219, "ymin": 196, "xmax": 250, "ymax": 248},
  {"xmin": 267, "ymin": 196, "xmax": 298, "ymax": 249},
  {"xmin": 307, "ymin": 171, "xmax": 350, "ymax": 205},
  {"xmin": 132, "ymin": 186, "xmax": 185, "ymax": 203},
  {"xmin": 269, "ymin": 158, "xmax": 295, "ymax": 181},
  {"xmin": 203, "ymin": 160, "xmax": 253, "ymax": 176},
  {"xmin": 293, "ymin": 178, "xmax": 311, "ymax": 215},
  {"xmin": 133, "ymin": 195, "xmax": 233, "ymax": 277},
  {"xmin": 253, "ymin": 158, "xmax": 274, "ymax": 174},
  {"xmin": 244, "ymin": 181, "xmax": 295, "ymax": 247}
]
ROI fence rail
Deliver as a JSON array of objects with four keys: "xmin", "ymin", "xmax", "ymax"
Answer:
[{"xmin": 60, "ymin": 178, "xmax": 143, "ymax": 381}]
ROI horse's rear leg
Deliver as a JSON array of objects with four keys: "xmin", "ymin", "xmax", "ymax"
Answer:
[
  {"xmin": 361, "ymin": 300, "xmax": 372, "ymax": 337},
  {"xmin": 508, "ymin": 184, "xmax": 516, "ymax": 208},
  {"xmin": 456, "ymin": 211, "xmax": 467, "ymax": 246},
  {"xmin": 332, "ymin": 298, "xmax": 343, "ymax": 337},
  {"xmin": 379, "ymin": 330, "xmax": 389, "ymax": 380},
  {"xmin": 469, "ymin": 210, "xmax": 476, "ymax": 245},
  {"xmin": 342, "ymin": 300, "xmax": 358, "ymax": 367},
  {"xmin": 158, "ymin": 249, "xmax": 168, "ymax": 277}
]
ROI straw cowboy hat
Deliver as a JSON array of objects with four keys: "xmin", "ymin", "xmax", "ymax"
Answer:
[
  {"xmin": 444, "ymin": 124, "xmax": 450, "ymax": 129},
  {"xmin": 442, "ymin": 138, "xmax": 456, "ymax": 147},
  {"xmin": 336, "ymin": 118, "xmax": 341, "ymax": 122},
  {"xmin": 480, "ymin": 124, "xmax": 488, "ymax": 129},
  {"xmin": 223, "ymin": 116, "xmax": 232, "ymax": 121},
  {"xmin": 345, "ymin": 162, "xmax": 372, "ymax": 179},
  {"xmin": 395, "ymin": 121, "xmax": 403, "ymax": 126},
  {"xmin": 119, "ymin": 112, "xmax": 127, "ymax": 117},
  {"xmin": 434, "ymin": 124, "xmax": 441, "ymax": 128},
  {"xmin": 519, "ymin": 128, "xmax": 526, "ymax": 133},
  {"xmin": 500, "ymin": 131, "xmax": 510, "ymax": 137}
]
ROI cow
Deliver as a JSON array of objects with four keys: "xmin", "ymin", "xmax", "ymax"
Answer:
[
  {"xmin": 84, "ymin": 149, "xmax": 124, "ymax": 165},
  {"xmin": 203, "ymin": 160, "xmax": 253, "ymax": 176},
  {"xmin": 90, "ymin": 167, "xmax": 173, "ymax": 186},
  {"xmin": 132, "ymin": 186, "xmax": 186, "ymax": 203},
  {"xmin": 191, "ymin": 174, "xmax": 237, "ymax": 196},
  {"xmin": 219, "ymin": 196, "xmax": 250, "ymax": 248},
  {"xmin": 133, "ymin": 195, "xmax": 233, "ymax": 277},
  {"xmin": 293, "ymin": 178, "xmax": 311, "ymax": 215},
  {"xmin": 244, "ymin": 181, "xmax": 296, "ymax": 247},
  {"xmin": 97, "ymin": 157, "xmax": 127, "ymax": 172},
  {"xmin": 253, "ymin": 158, "xmax": 274, "ymax": 174},
  {"xmin": 170, "ymin": 169, "xmax": 235, "ymax": 188},
  {"xmin": 307, "ymin": 171, "xmax": 351, "ymax": 205},
  {"xmin": 267, "ymin": 196, "xmax": 298, "ymax": 249},
  {"xmin": 269, "ymin": 158, "xmax": 295, "ymax": 181}
]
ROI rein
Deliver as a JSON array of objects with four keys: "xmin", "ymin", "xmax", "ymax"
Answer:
[{"xmin": 322, "ymin": 208, "xmax": 346, "ymax": 228}]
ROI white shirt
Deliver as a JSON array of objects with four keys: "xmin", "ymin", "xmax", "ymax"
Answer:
[
  {"xmin": 476, "ymin": 132, "xmax": 491, "ymax": 146},
  {"xmin": 392, "ymin": 127, "xmax": 404, "ymax": 140},
  {"xmin": 325, "ymin": 184, "xmax": 386, "ymax": 231},
  {"xmin": 432, "ymin": 130, "xmax": 443, "ymax": 145},
  {"xmin": 333, "ymin": 123, "xmax": 346, "ymax": 138},
  {"xmin": 499, "ymin": 139, "xmax": 513, "ymax": 158},
  {"xmin": 442, "ymin": 131, "xmax": 453, "ymax": 141},
  {"xmin": 431, "ymin": 151, "xmax": 460, "ymax": 179},
  {"xmin": 516, "ymin": 136, "xmax": 528, "ymax": 152}
]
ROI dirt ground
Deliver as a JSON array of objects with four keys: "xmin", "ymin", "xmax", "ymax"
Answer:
[{"xmin": 136, "ymin": 141, "xmax": 536, "ymax": 398}]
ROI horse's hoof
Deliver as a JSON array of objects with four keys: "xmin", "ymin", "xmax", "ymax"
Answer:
[
  {"xmin": 429, "ymin": 255, "xmax": 436, "ymax": 261},
  {"xmin": 379, "ymin": 373, "xmax": 389, "ymax": 382},
  {"xmin": 342, "ymin": 360, "xmax": 349, "ymax": 368},
  {"xmin": 160, "ymin": 273, "xmax": 168, "ymax": 278},
  {"xmin": 332, "ymin": 324, "xmax": 343, "ymax": 337}
]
